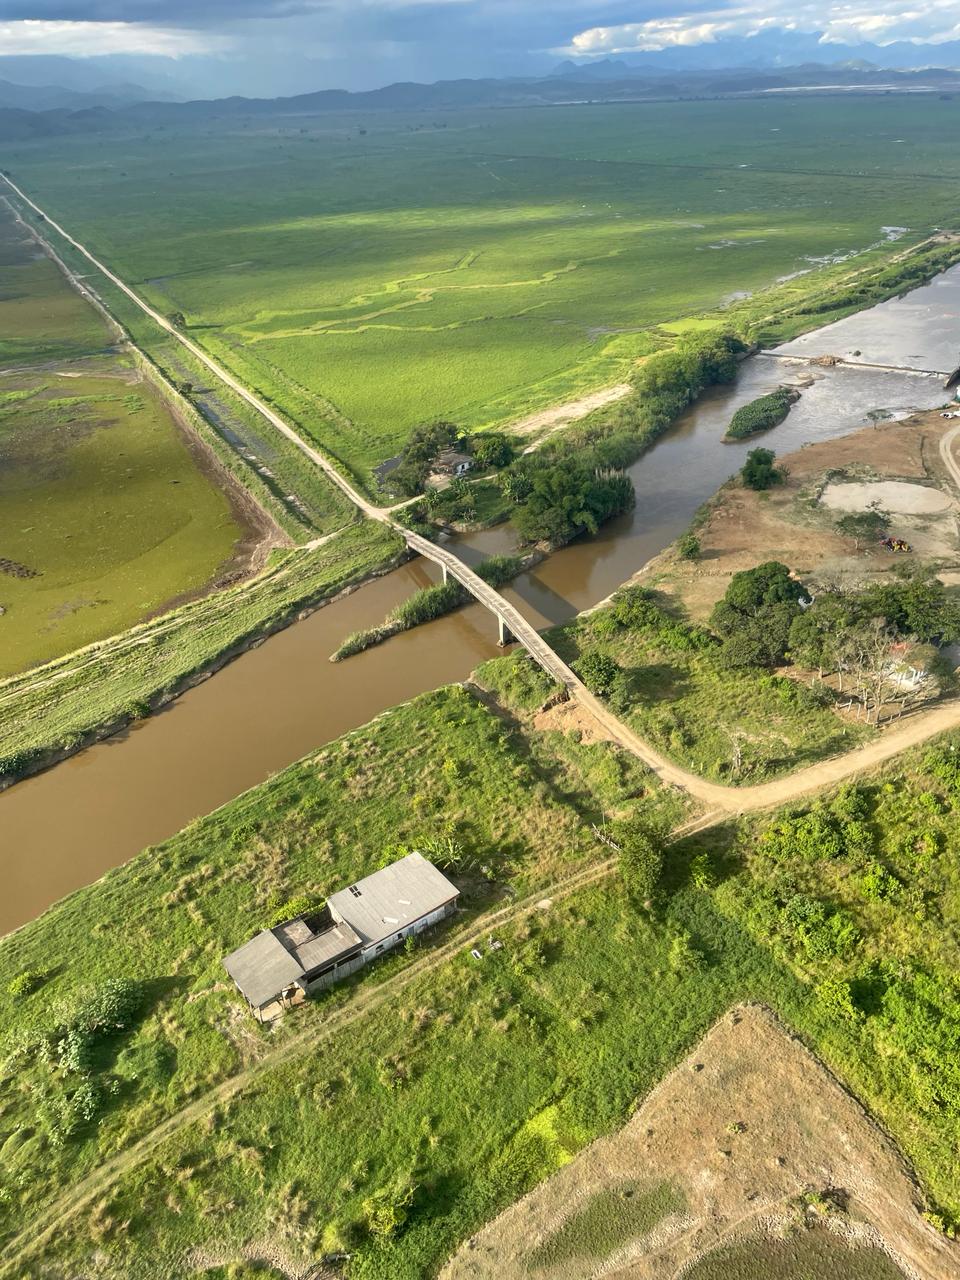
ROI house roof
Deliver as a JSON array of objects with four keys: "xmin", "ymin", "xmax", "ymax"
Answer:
[
  {"xmin": 328, "ymin": 851, "xmax": 459, "ymax": 948},
  {"xmin": 289, "ymin": 921, "xmax": 362, "ymax": 973},
  {"xmin": 223, "ymin": 929, "xmax": 304, "ymax": 1010},
  {"xmin": 434, "ymin": 448, "xmax": 472, "ymax": 469},
  {"xmin": 224, "ymin": 916, "xmax": 364, "ymax": 1008}
]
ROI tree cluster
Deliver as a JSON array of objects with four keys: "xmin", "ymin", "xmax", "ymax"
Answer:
[{"xmin": 710, "ymin": 561, "xmax": 810, "ymax": 668}]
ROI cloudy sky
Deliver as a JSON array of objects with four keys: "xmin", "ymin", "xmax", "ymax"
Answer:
[{"xmin": 2, "ymin": 0, "xmax": 959, "ymax": 96}]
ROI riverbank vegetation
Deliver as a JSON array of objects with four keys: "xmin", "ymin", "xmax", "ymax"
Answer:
[
  {"xmin": 486, "ymin": 584, "xmax": 868, "ymax": 783},
  {"xmin": 724, "ymin": 387, "xmax": 798, "ymax": 440},
  {"xmin": 0, "ymin": 522, "xmax": 402, "ymax": 786},
  {"xmin": 0, "ymin": 683, "xmax": 678, "ymax": 1272}
]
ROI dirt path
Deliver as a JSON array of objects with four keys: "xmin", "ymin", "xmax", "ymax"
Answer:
[{"xmin": 507, "ymin": 382, "xmax": 632, "ymax": 449}]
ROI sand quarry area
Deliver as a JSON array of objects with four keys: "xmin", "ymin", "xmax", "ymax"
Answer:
[
  {"xmin": 443, "ymin": 1005, "xmax": 959, "ymax": 1280},
  {"xmin": 653, "ymin": 411, "xmax": 960, "ymax": 622}
]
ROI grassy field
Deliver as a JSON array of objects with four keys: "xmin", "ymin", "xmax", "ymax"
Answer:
[
  {"xmin": 7, "ymin": 674, "xmax": 960, "ymax": 1276},
  {"xmin": 0, "ymin": 520, "xmax": 402, "ymax": 781},
  {"xmin": 0, "ymin": 684, "xmax": 678, "ymax": 1272},
  {"xmin": 527, "ymin": 1180, "xmax": 684, "ymax": 1271},
  {"xmin": 0, "ymin": 363, "xmax": 248, "ymax": 676},
  {"xmin": 0, "ymin": 201, "xmax": 106, "ymax": 366},
  {"xmin": 0, "ymin": 197, "xmax": 295, "ymax": 677},
  {"xmin": 5, "ymin": 96, "xmax": 960, "ymax": 485}
]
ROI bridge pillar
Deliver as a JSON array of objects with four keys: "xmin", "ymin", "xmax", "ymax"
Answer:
[
  {"xmin": 498, "ymin": 616, "xmax": 514, "ymax": 647},
  {"xmin": 441, "ymin": 562, "xmax": 449, "ymax": 584}
]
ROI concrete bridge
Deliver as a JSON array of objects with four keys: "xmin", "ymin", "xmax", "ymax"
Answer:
[{"xmin": 399, "ymin": 527, "xmax": 576, "ymax": 675}]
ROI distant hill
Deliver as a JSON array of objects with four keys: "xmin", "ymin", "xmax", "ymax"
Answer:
[
  {"xmin": 554, "ymin": 32, "xmax": 960, "ymax": 75},
  {"xmin": 0, "ymin": 78, "xmax": 171, "ymax": 112},
  {"xmin": 0, "ymin": 60, "xmax": 958, "ymax": 145}
]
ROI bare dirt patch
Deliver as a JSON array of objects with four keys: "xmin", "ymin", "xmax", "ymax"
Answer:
[
  {"xmin": 443, "ymin": 1004, "xmax": 959, "ymax": 1280},
  {"xmin": 649, "ymin": 412, "xmax": 960, "ymax": 622},
  {"xmin": 508, "ymin": 383, "xmax": 632, "ymax": 448},
  {"xmin": 820, "ymin": 480, "xmax": 953, "ymax": 515}
]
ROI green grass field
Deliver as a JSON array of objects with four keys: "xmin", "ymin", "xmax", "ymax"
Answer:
[
  {"xmin": 6, "ymin": 97, "xmax": 960, "ymax": 485},
  {"xmin": 0, "ymin": 364, "xmax": 245, "ymax": 676},
  {"xmin": 0, "ymin": 204, "xmax": 106, "ymax": 366},
  {"xmin": 7, "ymin": 678, "xmax": 960, "ymax": 1277}
]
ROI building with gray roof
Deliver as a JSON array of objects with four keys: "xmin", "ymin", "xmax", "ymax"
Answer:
[{"xmin": 223, "ymin": 851, "xmax": 459, "ymax": 1020}]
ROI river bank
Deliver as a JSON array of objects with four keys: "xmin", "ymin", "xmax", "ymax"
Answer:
[{"xmin": 1, "ymin": 262, "xmax": 958, "ymax": 933}]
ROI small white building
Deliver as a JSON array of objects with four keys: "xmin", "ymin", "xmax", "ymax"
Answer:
[{"xmin": 223, "ymin": 852, "xmax": 459, "ymax": 1020}]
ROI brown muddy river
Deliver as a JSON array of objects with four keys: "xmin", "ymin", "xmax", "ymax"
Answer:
[{"xmin": 3, "ymin": 268, "xmax": 958, "ymax": 934}]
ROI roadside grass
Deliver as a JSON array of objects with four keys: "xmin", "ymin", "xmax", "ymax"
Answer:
[
  {"xmin": 0, "ymin": 365, "xmax": 246, "ymax": 677},
  {"xmin": 7, "ymin": 96, "xmax": 960, "ymax": 484},
  {"xmin": 0, "ymin": 521, "xmax": 402, "ymax": 782},
  {"xmin": 527, "ymin": 1180, "xmax": 684, "ymax": 1271},
  {"xmin": 0, "ymin": 683, "xmax": 670, "ymax": 1261},
  {"xmin": 682, "ymin": 1231, "xmax": 907, "ymax": 1280}
]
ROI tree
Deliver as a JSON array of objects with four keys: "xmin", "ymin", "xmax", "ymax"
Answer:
[
  {"xmin": 741, "ymin": 447, "xmax": 785, "ymax": 491},
  {"xmin": 711, "ymin": 562, "xmax": 809, "ymax": 666},
  {"xmin": 614, "ymin": 817, "xmax": 665, "ymax": 905},
  {"xmin": 574, "ymin": 650, "xmax": 619, "ymax": 695},
  {"xmin": 835, "ymin": 504, "xmax": 889, "ymax": 550},
  {"xmin": 677, "ymin": 531, "xmax": 701, "ymax": 561},
  {"xmin": 500, "ymin": 467, "xmax": 533, "ymax": 504},
  {"xmin": 512, "ymin": 461, "xmax": 633, "ymax": 546},
  {"xmin": 472, "ymin": 431, "xmax": 514, "ymax": 468},
  {"xmin": 168, "ymin": 311, "xmax": 186, "ymax": 329}
]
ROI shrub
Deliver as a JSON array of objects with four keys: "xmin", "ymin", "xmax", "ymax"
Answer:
[
  {"xmin": 388, "ymin": 581, "xmax": 466, "ymax": 629},
  {"xmin": 677, "ymin": 531, "xmax": 700, "ymax": 561},
  {"xmin": 264, "ymin": 895, "xmax": 317, "ymax": 928},
  {"xmin": 574, "ymin": 651, "xmax": 620, "ymax": 696},
  {"xmin": 614, "ymin": 817, "xmax": 665, "ymax": 904},
  {"xmin": 741, "ymin": 447, "xmax": 786, "ymax": 491},
  {"xmin": 474, "ymin": 554, "xmax": 523, "ymax": 588},
  {"xmin": 8, "ymin": 969, "xmax": 47, "ymax": 999}
]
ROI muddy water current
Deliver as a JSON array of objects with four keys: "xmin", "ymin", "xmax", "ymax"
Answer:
[{"xmin": 3, "ymin": 270, "xmax": 959, "ymax": 934}]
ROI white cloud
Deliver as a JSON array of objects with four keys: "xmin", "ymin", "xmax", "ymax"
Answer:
[
  {"xmin": 0, "ymin": 20, "xmax": 229, "ymax": 57},
  {"xmin": 563, "ymin": 1, "xmax": 960, "ymax": 54}
]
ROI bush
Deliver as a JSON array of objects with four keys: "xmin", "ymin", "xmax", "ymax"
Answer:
[
  {"xmin": 574, "ymin": 650, "xmax": 620, "ymax": 695},
  {"xmin": 388, "ymin": 581, "xmax": 467, "ymax": 629},
  {"xmin": 677, "ymin": 531, "xmax": 700, "ymax": 561},
  {"xmin": 7, "ymin": 969, "xmax": 47, "ymax": 999},
  {"xmin": 614, "ymin": 817, "xmax": 665, "ymax": 904},
  {"xmin": 741, "ymin": 447, "xmax": 785, "ymax": 491},
  {"xmin": 474, "ymin": 554, "xmax": 523, "ymax": 588},
  {"xmin": 724, "ymin": 387, "xmax": 797, "ymax": 440},
  {"xmin": 264, "ymin": 895, "xmax": 317, "ymax": 928}
]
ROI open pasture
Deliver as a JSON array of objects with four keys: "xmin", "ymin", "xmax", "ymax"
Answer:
[
  {"xmin": 6, "ymin": 96, "xmax": 960, "ymax": 484},
  {"xmin": 0, "ymin": 198, "xmax": 258, "ymax": 675},
  {"xmin": 0, "ymin": 199, "xmax": 108, "ymax": 366},
  {"xmin": 0, "ymin": 364, "xmax": 247, "ymax": 675}
]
